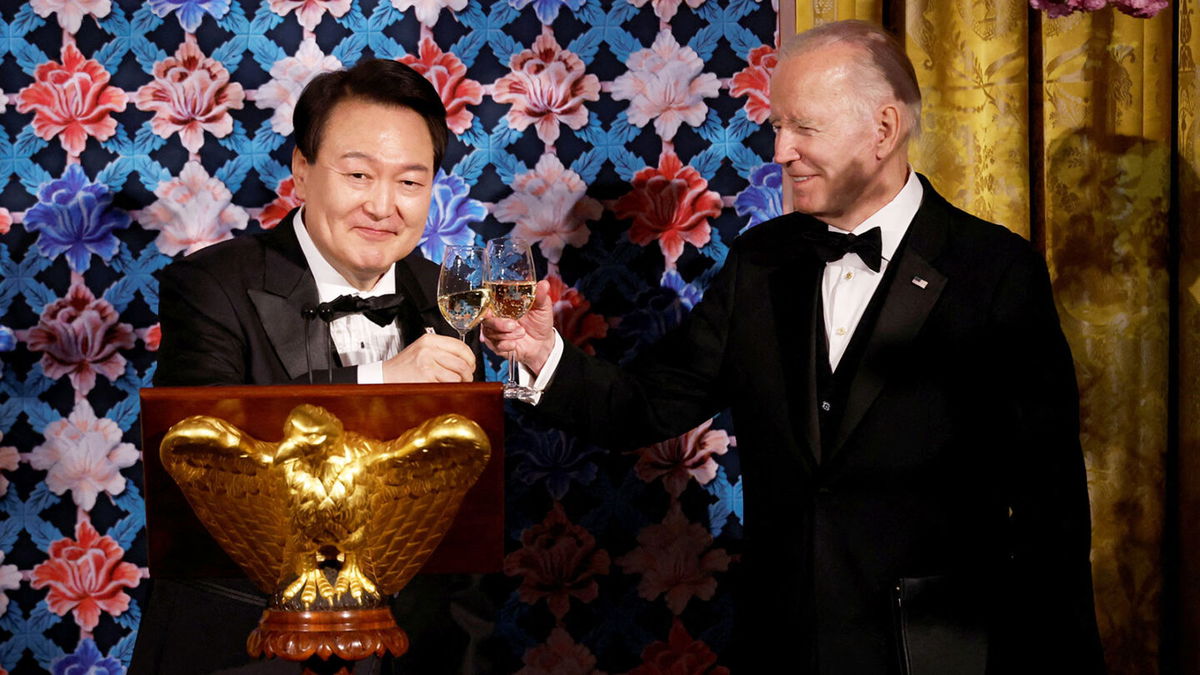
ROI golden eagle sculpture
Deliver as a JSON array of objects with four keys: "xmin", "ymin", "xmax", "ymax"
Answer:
[{"xmin": 160, "ymin": 404, "xmax": 491, "ymax": 612}]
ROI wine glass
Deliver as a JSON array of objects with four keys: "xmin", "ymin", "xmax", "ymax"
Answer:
[
  {"xmin": 437, "ymin": 245, "xmax": 490, "ymax": 342},
  {"xmin": 484, "ymin": 237, "xmax": 538, "ymax": 402}
]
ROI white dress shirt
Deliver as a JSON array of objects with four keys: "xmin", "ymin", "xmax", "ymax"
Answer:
[
  {"xmin": 294, "ymin": 210, "xmax": 402, "ymax": 383},
  {"xmin": 821, "ymin": 170, "xmax": 923, "ymax": 370},
  {"xmin": 525, "ymin": 169, "xmax": 925, "ymax": 399}
]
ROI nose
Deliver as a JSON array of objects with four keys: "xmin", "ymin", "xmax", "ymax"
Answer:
[
  {"xmin": 362, "ymin": 180, "xmax": 397, "ymax": 220},
  {"xmin": 773, "ymin": 128, "xmax": 798, "ymax": 165}
]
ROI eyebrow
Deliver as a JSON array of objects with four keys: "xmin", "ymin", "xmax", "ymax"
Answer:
[{"xmin": 337, "ymin": 151, "xmax": 431, "ymax": 173}]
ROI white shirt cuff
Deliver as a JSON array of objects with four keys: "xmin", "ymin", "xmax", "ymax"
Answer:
[
  {"xmin": 516, "ymin": 331, "xmax": 564, "ymax": 405},
  {"xmin": 357, "ymin": 361, "xmax": 384, "ymax": 385}
]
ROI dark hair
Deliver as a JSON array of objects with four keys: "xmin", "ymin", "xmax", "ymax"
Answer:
[{"xmin": 293, "ymin": 58, "xmax": 449, "ymax": 168}]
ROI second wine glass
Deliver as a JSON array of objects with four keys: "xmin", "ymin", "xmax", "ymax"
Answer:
[
  {"xmin": 437, "ymin": 245, "xmax": 490, "ymax": 342},
  {"xmin": 484, "ymin": 237, "xmax": 538, "ymax": 401}
]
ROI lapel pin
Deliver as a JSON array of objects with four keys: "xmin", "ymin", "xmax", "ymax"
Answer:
[{"xmin": 911, "ymin": 276, "xmax": 929, "ymax": 289}]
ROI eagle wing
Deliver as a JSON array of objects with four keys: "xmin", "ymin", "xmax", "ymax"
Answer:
[
  {"xmin": 159, "ymin": 415, "xmax": 289, "ymax": 593},
  {"xmin": 360, "ymin": 414, "xmax": 491, "ymax": 595}
]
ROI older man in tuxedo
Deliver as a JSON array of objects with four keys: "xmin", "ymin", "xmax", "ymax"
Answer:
[
  {"xmin": 137, "ymin": 59, "xmax": 483, "ymax": 674},
  {"xmin": 484, "ymin": 20, "xmax": 1105, "ymax": 674}
]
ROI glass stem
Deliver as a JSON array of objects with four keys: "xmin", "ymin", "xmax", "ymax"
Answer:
[{"xmin": 507, "ymin": 353, "xmax": 518, "ymax": 386}]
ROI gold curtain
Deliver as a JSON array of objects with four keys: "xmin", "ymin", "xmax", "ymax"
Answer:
[{"xmin": 787, "ymin": 3, "xmax": 1188, "ymax": 672}]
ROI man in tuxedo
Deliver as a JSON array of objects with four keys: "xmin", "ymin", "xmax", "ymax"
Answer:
[
  {"xmin": 137, "ymin": 59, "xmax": 484, "ymax": 674},
  {"xmin": 154, "ymin": 58, "xmax": 476, "ymax": 388},
  {"xmin": 484, "ymin": 20, "xmax": 1105, "ymax": 674}
]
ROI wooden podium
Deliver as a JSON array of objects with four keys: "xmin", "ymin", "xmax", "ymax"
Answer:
[{"xmin": 139, "ymin": 381, "xmax": 505, "ymax": 580}]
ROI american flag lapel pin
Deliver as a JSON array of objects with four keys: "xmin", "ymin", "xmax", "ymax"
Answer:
[{"xmin": 911, "ymin": 276, "xmax": 929, "ymax": 289}]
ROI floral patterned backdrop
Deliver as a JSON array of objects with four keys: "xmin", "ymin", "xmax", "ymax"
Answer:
[{"xmin": 0, "ymin": 0, "xmax": 776, "ymax": 672}]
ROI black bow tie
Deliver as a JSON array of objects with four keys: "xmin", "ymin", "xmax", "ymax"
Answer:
[
  {"xmin": 314, "ymin": 293, "xmax": 406, "ymax": 327},
  {"xmin": 802, "ymin": 226, "xmax": 884, "ymax": 272}
]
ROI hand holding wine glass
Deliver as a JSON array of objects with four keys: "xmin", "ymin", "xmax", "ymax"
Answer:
[
  {"xmin": 437, "ymin": 245, "xmax": 490, "ymax": 342},
  {"xmin": 484, "ymin": 237, "xmax": 539, "ymax": 401}
]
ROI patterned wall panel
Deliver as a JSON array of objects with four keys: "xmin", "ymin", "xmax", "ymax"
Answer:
[{"xmin": 0, "ymin": 0, "xmax": 777, "ymax": 672}]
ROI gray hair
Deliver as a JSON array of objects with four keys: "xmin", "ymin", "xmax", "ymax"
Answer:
[{"xmin": 779, "ymin": 20, "xmax": 922, "ymax": 139}]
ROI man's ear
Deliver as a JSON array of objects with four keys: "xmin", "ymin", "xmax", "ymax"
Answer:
[
  {"xmin": 291, "ymin": 148, "xmax": 310, "ymax": 201},
  {"xmin": 875, "ymin": 102, "xmax": 903, "ymax": 159}
]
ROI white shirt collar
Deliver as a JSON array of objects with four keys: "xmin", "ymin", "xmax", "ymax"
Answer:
[
  {"xmin": 293, "ymin": 208, "xmax": 396, "ymax": 302},
  {"xmin": 827, "ymin": 168, "xmax": 924, "ymax": 264}
]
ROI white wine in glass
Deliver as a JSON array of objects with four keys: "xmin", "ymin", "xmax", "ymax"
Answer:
[
  {"xmin": 437, "ymin": 245, "xmax": 490, "ymax": 341},
  {"xmin": 484, "ymin": 237, "xmax": 538, "ymax": 402}
]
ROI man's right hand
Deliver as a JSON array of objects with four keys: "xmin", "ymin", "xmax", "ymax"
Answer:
[
  {"xmin": 381, "ymin": 333, "xmax": 476, "ymax": 383},
  {"xmin": 482, "ymin": 279, "xmax": 556, "ymax": 375}
]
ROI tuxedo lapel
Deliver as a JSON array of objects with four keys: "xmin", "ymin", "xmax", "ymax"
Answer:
[
  {"xmin": 394, "ymin": 251, "xmax": 447, "ymax": 341},
  {"xmin": 247, "ymin": 213, "xmax": 329, "ymax": 381},
  {"xmin": 828, "ymin": 183, "xmax": 949, "ymax": 457},
  {"xmin": 769, "ymin": 220, "xmax": 826, "ymax": 468}
]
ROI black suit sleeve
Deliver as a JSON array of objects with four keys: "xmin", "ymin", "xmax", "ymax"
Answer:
[
  {"xmin": 986, "ymin": 246, "xmax": 1104, "ymax": 672},
  {"xmin": 155, "ymin": 261, "xmax": 251, "ymax": 386},
  {"xmin": 534, "ymin": 249, "xmax": 740, "ymax": 448}
]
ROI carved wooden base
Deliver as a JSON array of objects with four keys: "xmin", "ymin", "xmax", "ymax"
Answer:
[{"xmin": 247, "ymin": 607, "xmax": 408, "ymax": 674}]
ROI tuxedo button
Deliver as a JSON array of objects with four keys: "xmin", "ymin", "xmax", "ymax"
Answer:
[
  {"xmin": 835, "ymin": 327, "xmax": 847, "ymax": 336},
  {"xmin": 820, "ymin": 400, "xmax": 832, "ymax": 412}
]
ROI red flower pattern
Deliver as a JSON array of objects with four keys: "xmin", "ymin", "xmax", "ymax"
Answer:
[
  {"xmin": 633, "ymin": 418, "xmax": 730, "ymax": 498},
  {"xmin": 16, "ymin": 44, "xmax": 127, "ymax": 156},
  {"xmin": 492, "ymin": 31, "xmax": 600, "ymax": 145},
  {"xmin": 31, "ymin": 519, "xmax": 141, "ymax": 632},
  {"xmin": 134, "ymin": 36, "xmax": 245, "ymax": 153},
  {"xmin": 399, "ymin": 36, "xmax": 484, "ymax": 135},
  {"xmin": 517, "ymin": 626, "xmax": 605, "ymax": 675},
  {"xmin": 614, "ymin": 153, "xmax": 722, "ymax": 269},
  {"xmin": 546, "ymin": 275, "xmax": 608, "ymax": 356},
  {"xmin": 617, "ymin": 503, "xmax": 731, "ymax": 615},
  {"xmin": 730, "ymin": 45, "xmax": 775, "ymax": 124},
  {"xmin": 504, "ymin": 502, "xmax": 610, "ymax": 620},
  {"xmin": 142, "ymin": 323, "xmax": 161, "ymax": 351},
  {"xmin": 0, "ymin": 208, "xmax": 10, "ymax": 235},
  {"xmin": 258, "ymin": 177, "xmax": 304, "ymax": 230},
  {"xmin": 22, "ymin": 273, "xmax": 135, "ymax": 400},
  {"xmin": 629, "ymin": 619, "xmax": 729, "ymax": 675}
]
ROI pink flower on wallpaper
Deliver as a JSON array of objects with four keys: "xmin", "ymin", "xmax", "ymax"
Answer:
[
  {"xmin": 256, "ymin": 38, "xmax": 341, "ymax": 136},
  {"xmin": 730, "ymin": 45, "xmax": 775, "ymax": 124},
  {"xmin": 141, "ymin": 323, "xmax": 162, "ymax": 351},
  {"xmin": 504, "ymin": 502, "xmax": 611, "ymax": 620},
  {"xmin": 31, "ymin": 0, "xmax": 112, "ymax": 32},
  {"xmin": 633, "ymin": 418, "xmax": 730, "ymax": 498},
  {"xmin": 31, "ymin": 519, "xmax": 140, "ymax": 632},
  {"xmin": 16, "ymin": 43, "xmax": 128, "ymax": 156},
  {"xmin": 517, "ymin": 626, "xmax": 605, "ymax": 675},
  {"xmin": 269, "ymin": 0, "xmax": 351, "ymax": 31},
  {"xmin": 0, "ymin": 440, "xmax": 17, "ymax": 498},
  {"xmin": 629, "ymin": 619, "xmax": 729, "ymax": 675},
  {"xmin": 399, "ymin": 36, "xmax": 483, "ymax": 135},
  {"xmin": 612, "ymin": 31, "xmax": 719, "ymax": 141},
  {"xmin": 22, "ymin": 274, "xmax": 135, "ymax": 400},
  {"xmin": 614, "ymin": 153, "xmax": 721, "ymax": 269},
  {"xmin": 493, "ymin": 31, "xmax": 600, "ymax": 145},
  {"xmin": 627, "ymin": 0, "xmax": 704, "ymax": 22},
  {"xmin": 391, "ymin": 0, "xmax": 467, "ymax": 27},
  {"xmin": 546, "ymin": 274, "xmax": 608, "ymax": 356},
  {"xmin": 28, "ymin": 399, "xmax": 139, "ymax": 511},
  {"xmin": 258, "ymin": 176, "xmax": 304, "ymax": 230},
  {"xmin": 0, "ymin": 208, "xmax": 10, "ymax": 235},
  {"xmin": 140, "ymin": 161, "xmax": 249, "ymax": 255},
  {"xmin": 617, "ymin": 503, "xmax": 731, "ymax": 615},
  {"xmin": 0, "ymin": 551, "xmax": 19, "ymax": 618},
  {"xmin": 134, "ymin": 36, "xmax": 245, "ymax": 153},
  {"xmin": 494, "ymin": 154, "xmax": 599, "ymax": 264}
]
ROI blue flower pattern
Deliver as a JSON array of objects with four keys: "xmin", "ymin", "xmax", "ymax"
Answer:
[
  {"xmin": 24, "ymin": 164, "xmax": 132, "ymax": 273},
  {"xmin": 419, "ymin": 169, "xmax": 487, "ymax": 263},
  {"xmin": 733, "ymin": 162, "xmax": 782, "ymax": 233},
  {"xmin": 147, "ymin": 0, "xmax": 232, "ymax": 32}
]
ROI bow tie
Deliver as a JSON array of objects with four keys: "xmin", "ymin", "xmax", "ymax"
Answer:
[
  {"xmin": 314, "ymin": 293, "xmax": 406, "ymax": 327},
  {"xmin": 802, "ymin": 226, "xmax": 884, "ymax": 272}
]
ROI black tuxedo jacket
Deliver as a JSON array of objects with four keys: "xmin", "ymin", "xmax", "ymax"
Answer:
[
  {"xmin": 155, "ymin": 208, "xmax": 475, "ymax": 387},
  {"xmin": 536, "ymin": 177, "xmax": 1104, "ymax": 673}
]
